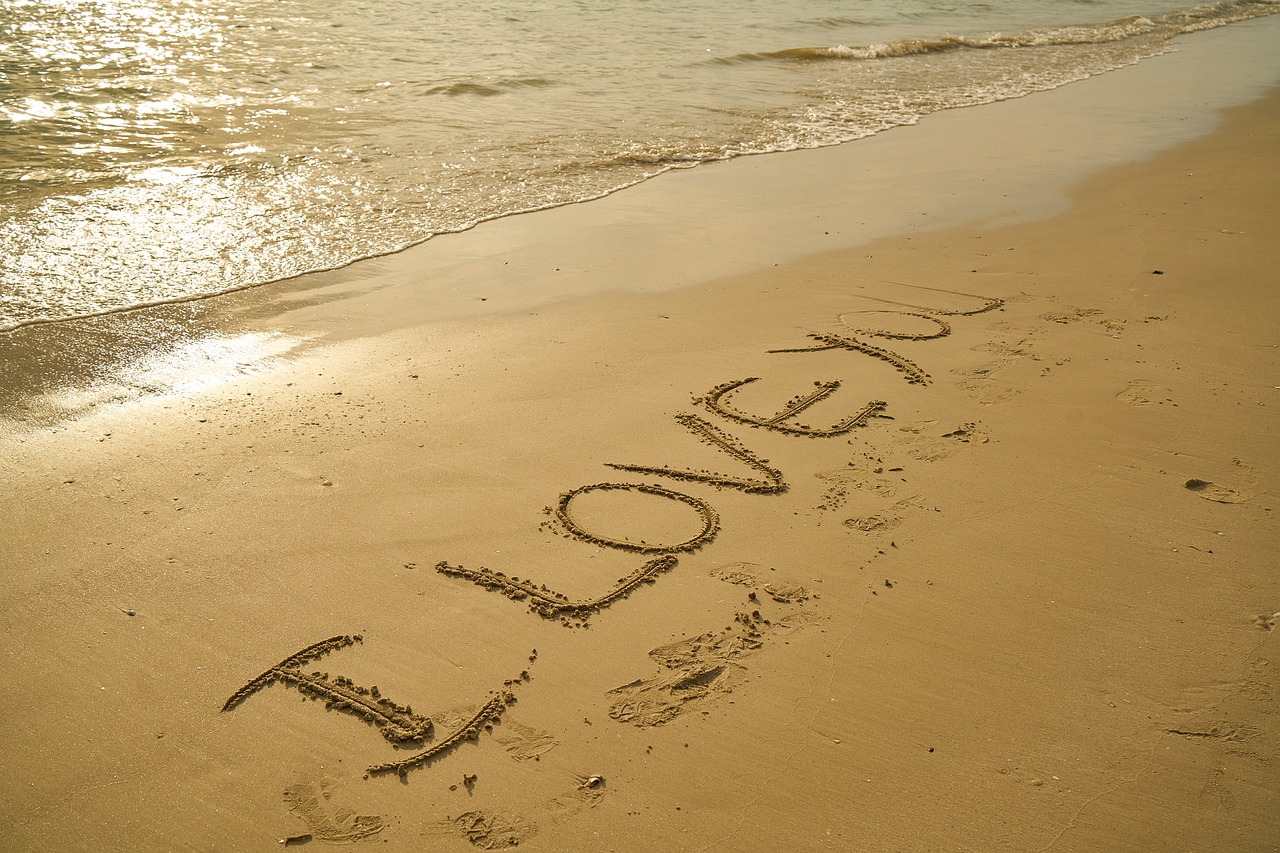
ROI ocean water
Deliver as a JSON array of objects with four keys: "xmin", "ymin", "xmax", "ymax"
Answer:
[{"xmin": 1, "ymin": 0, "xmax": 1276, "ymax": 332}]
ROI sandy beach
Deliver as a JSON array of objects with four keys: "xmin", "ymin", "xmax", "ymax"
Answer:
[{"xmin": 2, "ymin": 18, "xmax": 1279, "ymax": 852}]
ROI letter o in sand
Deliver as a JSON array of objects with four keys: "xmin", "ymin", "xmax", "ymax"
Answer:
[{"xmin": 554, "ymin": 483, "xmax": 720, "ymax": 553}]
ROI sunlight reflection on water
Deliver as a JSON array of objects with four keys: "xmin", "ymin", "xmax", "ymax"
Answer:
[{"xmin": 2, "ymin": 0, "xmax": 1275, "ymax": 330}]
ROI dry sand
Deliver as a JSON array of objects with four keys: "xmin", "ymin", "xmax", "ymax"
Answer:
[{"xmin": 2, "ymin": 20, "xmax": 1278, "ymax": 853}]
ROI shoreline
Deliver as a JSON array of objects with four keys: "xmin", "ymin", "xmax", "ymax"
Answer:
[
  {"xmin": 2, "ymin": 17, "xmax": 1278, "ymax": 853},
  {"xmin": 2, "ymin": 14, "xmax": 1277, "ymax": 344},
  {"xmin": 3, "ymin": 16, "xmax": 1280, "ymax": 432}
]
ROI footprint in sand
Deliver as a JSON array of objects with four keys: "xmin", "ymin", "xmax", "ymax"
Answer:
[
  {"xmin": 543, "ymin": 783, "xmax": 605, "ymax": 821},
  {"xmin": 423, "ymin": 785, "xmax": 603, "ymax": 848},
  {"xmin": 710, "ymin": 563, "xmax": 814, "ymax": 603},
  {"xmin": 425, "ymin": 810, "xmax": 536, "ymax": 850},
  {"xmin": 1184, "ymin": 478, "xmax": 1252, "ymax": 504},
  {"xmin": 607, "ymin": 618, "xmax": 762, "ymax": 728},
  {"xmin": 1118, "ymin": 379, "xmax": 1174, "ymax": 407},
  {"xmin": 495, "ymin": 719, "xmax": 559, "ymax": 762},
  {"xmin": 843, "ymin": 495, "xmax": 924, "ymax": 533},
  {"xmin": 958, "ymin": 376, "xmax": 1021, "ymax": 405},
  {"xmin": 815, "ymin": 467, "xmax": 899, "ymax": 513},
  {"xmin": 762, "ymin": 582, "xmax": 812, "ymax": 603},
  {"xmin": 940, "ymin": 422, "xmax": 989, "ymax": 445},
  {"xmin": 711, "ymin": 560, "xmax": 808, "ymax": 601},
  {"xmin": 1041, "ymin": 305, "xmax": 1127, "ymax": 334},
  {"xmin": 1199, "ymin": 765, "xmax": 1236, "ymax": 812},
  {"xmin": 954, "ymin": 338, "xmax": 1035, "ymax": 404},
  {"xmin": 608, "ymin": 610, "xmax": 812, "ymax": 727},
  {"xmin": 709, "ymin": 562, "xmax": 762, "ymax": 587},
  {"xmin": 1040, "ymin": 306, "xmax": 1100, "ymax": 324},
  {"xmin": 815, "ymin": 469, "xmax": 864, "ymax": 512},
  {"xmin": 282, "ymin": 779, "xmax": 383, "ymax": 843},
  {"xmin": 894, "ymin": 419, "xmax": 952, "ymax": 462}
]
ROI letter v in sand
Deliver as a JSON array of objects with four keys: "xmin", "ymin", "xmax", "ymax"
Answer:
[{"xmin": 606, "ymin": 413, "xmax": 787, "ymax": 494}]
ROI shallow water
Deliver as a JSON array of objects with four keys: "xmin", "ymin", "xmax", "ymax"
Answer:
[{"xmin": 1, "ymin": 0, "xmax": 1276, "ymax": 330}]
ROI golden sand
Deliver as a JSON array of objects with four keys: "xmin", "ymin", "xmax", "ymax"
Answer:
[{"xmin": 1, "ymin": 34, "xmax": 1277, "ymax": 853}]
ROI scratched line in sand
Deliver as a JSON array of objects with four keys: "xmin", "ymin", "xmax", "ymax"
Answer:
[
  {"xmin": 222, "ymin": 634, "xmax": 536, "ymax": 778},
  {"xmin": 223, "ymin": 283, "xmax": 1003, "ymax": 788}
]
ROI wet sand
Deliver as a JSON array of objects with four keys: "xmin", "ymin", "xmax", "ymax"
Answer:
[{"xmin": 1, "ymin": 20, "xmax": 1278, "ymax": 853}]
